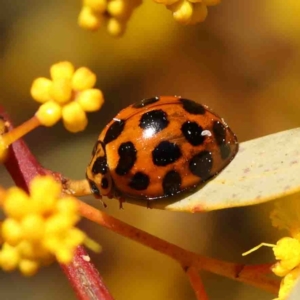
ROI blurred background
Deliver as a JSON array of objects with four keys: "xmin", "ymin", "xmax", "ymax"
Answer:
[{"xmin": 1, "ymin": 0, "xmax": 300, "ymax": 299}]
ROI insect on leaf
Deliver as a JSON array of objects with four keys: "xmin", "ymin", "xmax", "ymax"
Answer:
[{"xmin": 127, "ymin": 128, "xmax": 300, "ymax": 212}]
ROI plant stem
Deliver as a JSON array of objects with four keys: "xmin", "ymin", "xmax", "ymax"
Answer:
[
  {"xmin": 0, "ymin": 186, "xmax": 6, "ymax": 205},
  {"xmin": 2, "ymin": 115, "xmax": 41, "ymax": 145},
  {"xmin": 61, "ymin": 246, "xmax": 113, "ymax": 300},
  {"xmin": 0, "ymin": 108, "xmax": 114, "ymax": 300},
  {"xmin": 185, "ymin": 267, "xmax": 208, "ymax": 300},
  {"xmin": 77, "ymin": 200, "xmax": 280, "ymax": 295}
]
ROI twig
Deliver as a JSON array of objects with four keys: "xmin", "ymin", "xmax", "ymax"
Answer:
[
  {"xmin": 2, "ymin": 115, "xmax": 40, "ymax": 145},
  {"xmin": 0, "ymin": 108, "xmax": 114, "ymax": 300},
  {"xmin": 62, "ymin": 246, "xmax": 114, "ymax": 300},
  {"xmin": 77, "ymin": 200, "xmax": 280, "ymax": 295},
  {"xmin": 237, "ymin": 264, "xmax": 278, "ymax": 291},
  {"xmin": 185, "ymin": 266, "xmax": 208, "ymax": 300}
]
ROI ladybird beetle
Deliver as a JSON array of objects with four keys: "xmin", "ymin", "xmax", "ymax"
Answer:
[{"xmin": 86, "ymin": 96, "xmax": 238, "ymax": 202}]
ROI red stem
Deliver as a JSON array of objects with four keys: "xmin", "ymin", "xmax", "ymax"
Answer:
[
  {"xmin": 1, "ymin": 108, "xmax": 114, "ymax": 300},
  {"xmin": 185, "ymin": 267, "xmax": 208, "ymax": 300}
]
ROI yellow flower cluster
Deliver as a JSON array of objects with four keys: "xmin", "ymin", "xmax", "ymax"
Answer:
[
  {"xmin": 154, "ymin": 0, "xmax": 221, "ymax": 24},
  {"xmin": 272, "ymin": 237, "xmax": 300, "ymax": 300},
  {"xmin": 31, "ymin": 61, "xmax": 104, "ymax": 132},
  {"xmin": 0, "ymin": 176, "xmax": 87, "ymax": 276},
  {"xmin": 243, "ymin": 200, "xmax": 300, "ymax": 299},
  {"xmin": 78, "ymin": 0, "xmax": 142, "ymax": 36},
  {"xmin": 270, "ymin": 201, "xmax": 300, "ymax": 300}
]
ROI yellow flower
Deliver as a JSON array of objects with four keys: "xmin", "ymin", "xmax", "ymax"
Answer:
[
  {"xmin": 78, "ymin": 0, "xmax": 142, "ymax": 37},
  {"xmin": 271, "ymin": 199, "xmax": 300, "ymax": 299},
  {"xmin": 0, "ymin": 243, "xmax": 20, "ymax": 271},
  {"xmin": 0, "ymin": 176, "xmax": 100, "ymax": 276},
  {"xmin": 272, "ymin": 237, "xmax": 300, "ymax": 277},
  {"xmin": 243, "ymin": 198, "xmax": 300, "ymax": 300},
  {"xmin": 154, "ymin": 0, "xmax": 220, "ymax": 24},
  {"xmin": 270, "ymin": 201, "xmax": 300, "ymax": 236},
  {"xmin": 31, "ymin": 62, "xmax": 104, "ymax": 132},
  {"xmin": 274, "ymin": 267, "xmax": 300, "ymax": 300}
]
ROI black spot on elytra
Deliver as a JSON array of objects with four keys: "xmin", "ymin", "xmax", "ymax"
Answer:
[
  {"xmin": 139, "ymin": 110, "xmax": 169, "ymax": 135},
  {"xmin": 92, "ymin": 156, "xmax": 108, "ymax": 175},
  {"xmin": 181, "ymin": 121, "xmax": 205, "ymax": 146},
  {"xmin": 213, "ymin": 121, "xmax": 226, "ymax": 145},
  {"xmin": 129, "ymin": 172, "xmax": 150, "ymax": 190},
  {"xmin": 88, "ymin": 180, "xmax": 100, "ymax": 195},
  {"xmin": 163, "ymin": 170, "xmax": 182, "ymax": 196},
  {"xmin": 152, "ymin": 141, "xmax": 182, "ymax": 166},
  {"xmin": 101, "ymin": 177, "xmax": 109, "ymax": 189},
  {"xmin": 116, "ymin": 142, "xmax": 137, "ymax": 175},
  {"xmin": 132, "ymin": 97, "xmax": 159, "ymax": 108},
  {"xmin": 180, "ymin": 99, "xmax": 206, "ymax": 115},
  {"xmin": 103, "ymin": 119, "xmax": 125, "ymax": 145},
  {"xmin": 189, "ymin": 151, "xmax": 213, "ymax": 180},
  {"xmin": 220, "ymin": 144, "xmax": 231, "ymax": 160}
]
